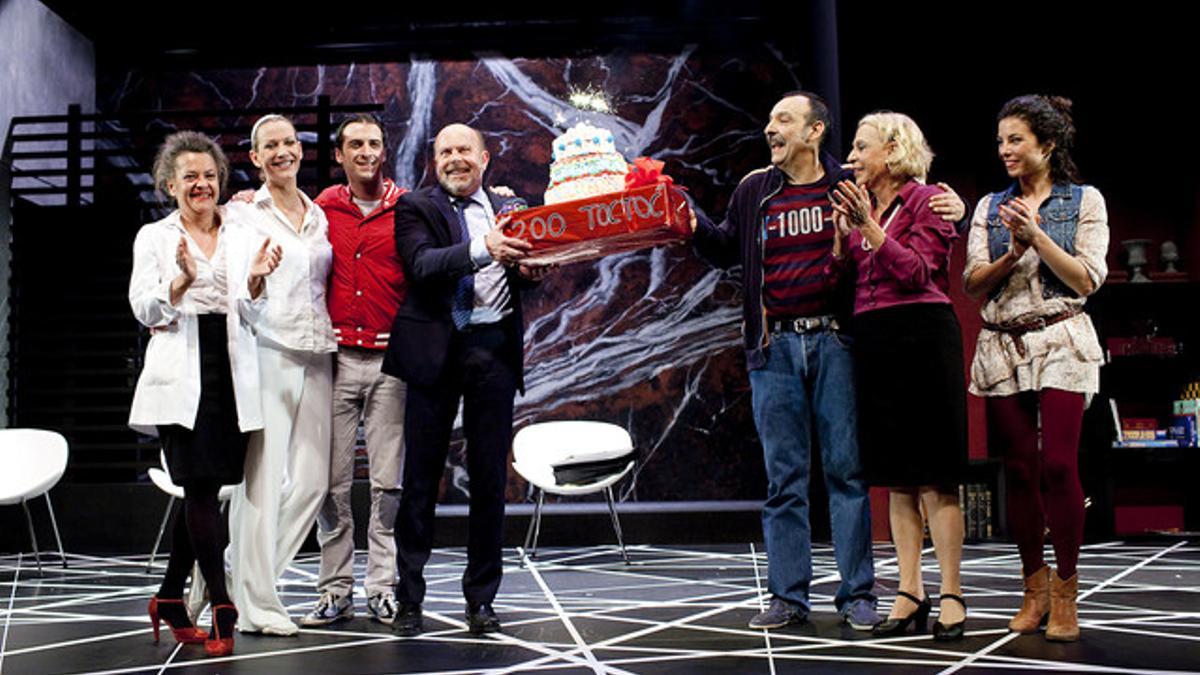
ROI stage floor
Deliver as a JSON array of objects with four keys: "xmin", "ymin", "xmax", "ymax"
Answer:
[{"xmin": 2, "ymin": 541, "xmax": 1197, "ymax": 674}]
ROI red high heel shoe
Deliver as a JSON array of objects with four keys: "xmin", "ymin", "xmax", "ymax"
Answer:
[
  {"xmin": 149, "ymin": 596, "xmax": 207, "ymax": 644},
  {"xmin": 205, "ymin": 604, "xmax": 238, "ymax": 657}
]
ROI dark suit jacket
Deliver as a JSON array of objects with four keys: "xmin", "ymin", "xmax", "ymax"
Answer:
[{"xmin": 382, "ymin": 184, "xmax": 529, "ymax": 392}]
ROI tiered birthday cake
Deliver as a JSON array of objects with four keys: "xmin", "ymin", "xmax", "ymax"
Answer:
[{"xmin": 543, "ymin": 122, "xmax": 629, "ymax": 205}]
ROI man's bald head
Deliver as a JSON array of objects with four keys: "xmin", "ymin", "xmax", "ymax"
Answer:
[{"xmin": 433, "ymin": 123, "xmax": 490, "ymax": 197}]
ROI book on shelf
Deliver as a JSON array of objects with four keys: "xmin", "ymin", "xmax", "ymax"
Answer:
[
  {"xmin": 1120, "ymin": 430, "xmax": 1162, "ymax": 441},
  {"xmin": 1120, "ymin": 417, "xmax": 1160, "ymax": 441},
  {"xmin": 968, "ymin": 485, "xmax": 978, "ymax": 540},
  {"xmin": 983, "ymin": 487, "xmax": 993, "ymax": 539},
  {"xmin": 1168, "ymin": 414, "xmax": 1198, "ymax": 447},
  {"xmin": 1121, "ymin": 417, "xmax": 1157, "ymax": 431},
  {"xmin": 1112, "ymin": 439, "xmax": 1185, "ymax": 448},
  {"xmin": 1106, "ymin": 336, "xmax": 1180, "ymax": 357},
  {"xmin": 1110, "ymin": 399, "xmax": 1123, "ymax": 442},
  {"xmin": 958, "ymin": 483, "xmax": 994, "ymax": 540},
  {"xmin": 1109, "ymin": 401, "xmax": 1200, "ymax": 447}
]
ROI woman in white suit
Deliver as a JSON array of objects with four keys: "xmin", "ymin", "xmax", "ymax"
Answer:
[
  {"xmin": 224, "ymin": 114, "xmax": 338, "ymax": 635},
  {"xmin": 129, "ymin": 130, "xmax": 281, "ymax": 657}
]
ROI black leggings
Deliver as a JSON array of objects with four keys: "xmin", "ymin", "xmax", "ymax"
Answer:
[{"xmin": 158, "ymin": 481, "xmax": 230, "ymax": 606}]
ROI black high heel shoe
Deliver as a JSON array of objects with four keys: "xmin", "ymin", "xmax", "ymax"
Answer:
[
  {"xmin": 933, "ymin": 593, "xmax": 967, "ymax": 642},
  {"xmin": 872, "ymin": 590, "xmax": 931, "ymax": 636}
]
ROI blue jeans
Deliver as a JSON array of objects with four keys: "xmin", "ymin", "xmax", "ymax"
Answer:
[{"xmin": 749, "ymin": 329, "xmax": 875, "ymax": 611}]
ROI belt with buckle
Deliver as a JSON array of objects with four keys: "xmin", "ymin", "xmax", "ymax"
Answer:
[
  {"xmin": 982, "ymin": 306, "xmax": 1081, "ymax": 358},
  {"xmin": 770, "ymin": 315, "xmax": 839, "ymax": 334}
]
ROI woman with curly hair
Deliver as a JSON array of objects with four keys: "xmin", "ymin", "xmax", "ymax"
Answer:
[
  {"xmin": 130, "ymin": 131, "xmax": 281, "ymax": 656},
  {"xmin": 963, "ymin": 95, "xmax": 1108, "ymax": 642}
]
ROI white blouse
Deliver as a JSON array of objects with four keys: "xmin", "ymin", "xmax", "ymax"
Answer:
[
  {"xmin": 226, "ymin": 185, "xmax": 337, "ymax": 354},
  {"xmin": 186, "ymin": 230, "xmax": 229, "ymax": 315},
  {"xmin": 963, "ymin": 186, "xmax": 1110, "ymax": 396}
]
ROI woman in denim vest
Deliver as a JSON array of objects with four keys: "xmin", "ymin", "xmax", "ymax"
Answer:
[{"xmin": 964, "ymin": 95, "xmax": 1109, "ymax": 642}]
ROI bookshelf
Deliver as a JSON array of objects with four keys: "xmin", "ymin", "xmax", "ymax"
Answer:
[
  {"xmin": 1082, "ymin": 280, "xmax": 1200, "ymax": 537},
  {"xmin": 961, "ymin": 459, "xmax": 1004, "ymax": 542}
]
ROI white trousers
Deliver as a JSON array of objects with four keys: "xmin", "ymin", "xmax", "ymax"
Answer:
[{"xmin": 228, "ymin": 344, "xmax": 332, "ymax": 633}]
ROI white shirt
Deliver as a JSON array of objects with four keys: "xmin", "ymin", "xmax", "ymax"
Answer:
[
  {"xmin": 127, "ymin": 209, "xmax": 266, "ymax": 434},
  {"xmin": 186, "ymin": 229, "xmax": 229, "ymax": 315},
  {"xmin": 352, "ymin": 196, "xmax": 381, "ymax": 217},
  {"xmin": 227, "ymin": 185, "xmax": 337, "ymax": 354},
  {"xmin": 460, "ymin": 187, "xmax": 511, "ymax": 324}
]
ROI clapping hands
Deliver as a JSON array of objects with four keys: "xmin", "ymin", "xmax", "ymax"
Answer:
[
  {"xmin": 249, "ymin": 238, "xmax": 283, "ymax": 298},
  {"xmin": 251, "ymin": 238, "xmax": 283, "ymax": 278},
  {"xmin": 998, "ymin": 197, "xmax": 1040, "ymax": 257},
  {"xmin": 175, "ymin": 236, "xmax": 197, "ymax": 282},
  {"xmin": 830, "ymin": 180, "xmax": 873, "ymax": 229}
]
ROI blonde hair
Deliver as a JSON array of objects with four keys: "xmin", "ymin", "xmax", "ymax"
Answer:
[
  {"xmin": 249, "ymin": 113, "xmax": 293, "ymax": 151},
  {"xmin": 858, "ymin": 111, "xmax": 933, "ymax": 182}
]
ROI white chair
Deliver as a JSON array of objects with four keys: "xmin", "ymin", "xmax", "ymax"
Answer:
[
  {"xmin": 0, "ymin": 428, "xmax": 69, "ymax": 574},
  {"xmin": 512, "ymin": 421, "xmax": 637, "ymax": 564},
  {"xmin": 146, "ymin": 451, "xmax": 236, "ymax": 572}
]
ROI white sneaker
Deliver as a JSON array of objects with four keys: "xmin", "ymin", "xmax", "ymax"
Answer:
[
  {"xmin": 300, "ymin": 592, "xmax": 354, "ymax": 627},
  {"xmin": 367, "ymin": 592, "xmax": 398, "ymax": 625}
]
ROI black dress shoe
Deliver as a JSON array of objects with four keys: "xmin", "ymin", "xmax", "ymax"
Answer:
[
  {"xmin": 391, "ymin": 602, "xmax": 422, "ymax": 637},
  {"xmin": 933, "ymin": 593, "xmax": 967, "ymax": 642},
  {"xmin": 466, "ymin": 603, "xmax": 501, "ymax": 635},
  {"xmin": 872, "ymin": 590, "xmax": 931, "ymax": 637}
]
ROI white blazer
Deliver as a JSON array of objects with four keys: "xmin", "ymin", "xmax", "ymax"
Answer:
[{"xmin": 128, "ymin": 209, "xmax": 267, "ymax": 435}]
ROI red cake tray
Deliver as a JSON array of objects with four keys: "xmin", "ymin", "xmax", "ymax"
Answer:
[{"xmin": 501, "ymin": 183, "xmax": 692, "ymax": 266}]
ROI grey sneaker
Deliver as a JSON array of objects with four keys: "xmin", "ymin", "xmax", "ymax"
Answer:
[
  {"xmin": 367, "ymin": 592, "xmax": 397, "ymax": 625},
  {"xmin": 842, "ymin": 598, "xmax": 883, "ymax": 631},
  {"xmin": 749, "ymin": 597, "xmax": 807, "ymax": 629},
  {"xmin": 300, "ymin": 592, "xmax": 354, "ymax": 627}
]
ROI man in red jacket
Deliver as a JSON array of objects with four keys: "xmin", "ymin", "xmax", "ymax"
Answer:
[{"xmin": 301, "ymin": 114, "xmax": 409, "ymax": 627}]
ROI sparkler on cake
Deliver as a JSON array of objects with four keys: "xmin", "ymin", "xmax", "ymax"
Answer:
[
  {"xmin": 499, "ymin": 87, "xmax": 691, "ymax": 266},
  {"xmin": 543, "ymin": 87, "xmax": 630, "ymax": 205}
]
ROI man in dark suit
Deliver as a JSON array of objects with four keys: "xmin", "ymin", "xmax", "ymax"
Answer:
[{"xmin": 383, "ymin": 123, "xmax": 545, "ymax": 636}]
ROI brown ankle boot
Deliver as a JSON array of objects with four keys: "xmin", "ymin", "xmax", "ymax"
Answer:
[
  {"xmin": 1046, "ymin": 571, "xmax": 1079, "ymax": 642},
  {"xmin": 1009, "ymin": 565, "xmax": 1051, "ymax": 634}
]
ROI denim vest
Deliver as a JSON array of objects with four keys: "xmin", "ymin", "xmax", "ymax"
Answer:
[{"xmin": 986, "ymin": 182, "xmax": 1083, "ymax": 301}]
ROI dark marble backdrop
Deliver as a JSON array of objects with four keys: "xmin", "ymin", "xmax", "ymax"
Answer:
[{"xmin": 102, "ymin": 46, "xmax": 809, "ymax": 503}]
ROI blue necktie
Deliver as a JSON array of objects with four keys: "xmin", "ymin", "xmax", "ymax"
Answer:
[{"xmin": 451, "ymin": 198, "xmax": 475, "ymax": 330}]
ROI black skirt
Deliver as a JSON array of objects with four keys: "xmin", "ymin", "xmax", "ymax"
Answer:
[
  {"xmin": 158, "ymin": 314, "xmax": 249, "ymax": 487},
  {"xmin": 854, "ymin": 303, "xmax": 968, "ymax": 488}
]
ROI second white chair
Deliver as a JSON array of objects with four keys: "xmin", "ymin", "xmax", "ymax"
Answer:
[{"xmin": 512, "ymin": 421, "xmax": 637, "ymax": 564}]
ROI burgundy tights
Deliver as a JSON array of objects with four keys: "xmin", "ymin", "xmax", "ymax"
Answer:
[{"xmin": 987, "ymin": 389, "xmax": 1086, "ymax": 580}]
